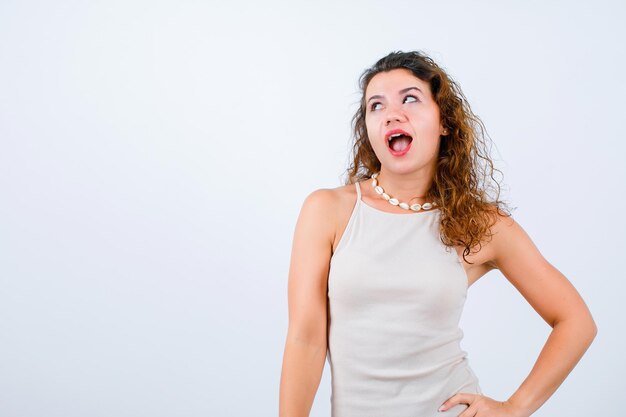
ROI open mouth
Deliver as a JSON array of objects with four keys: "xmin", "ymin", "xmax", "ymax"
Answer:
[{"xmin": 387, "ymin": 132, "xmax": 413, "ymax": 153}]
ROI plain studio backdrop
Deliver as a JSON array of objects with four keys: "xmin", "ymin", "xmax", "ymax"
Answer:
[{"xmin": 1, "ymin": 1, "xmax": 624, "ymax": 416}]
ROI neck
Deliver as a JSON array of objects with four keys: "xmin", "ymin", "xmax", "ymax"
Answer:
[{"xmin": 376, "ymin": 166, "xmax": 434, "ymax": 203}]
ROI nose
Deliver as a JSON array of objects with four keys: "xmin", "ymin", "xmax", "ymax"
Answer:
[{"xmin": 384, "ymin": 105, "xmax": 406, "ymax": 125}]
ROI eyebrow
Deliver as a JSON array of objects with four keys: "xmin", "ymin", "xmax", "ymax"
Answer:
[{"xmin": 367, "ymin": 86, "xmax": 423, "ymax": 103}]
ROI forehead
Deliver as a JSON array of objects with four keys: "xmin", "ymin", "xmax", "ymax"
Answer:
[{"xmin": 365, "ymin": 68, "xmax": 431, "ymax": 96}]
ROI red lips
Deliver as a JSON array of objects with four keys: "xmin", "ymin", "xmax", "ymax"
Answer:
[{"xmin": 384, "ymin": 128, "xmax": 413, "ymax": 142}]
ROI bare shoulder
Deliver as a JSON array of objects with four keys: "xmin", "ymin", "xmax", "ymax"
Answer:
[
  {"xmin": 485, "ymin": 207, "xmax": 532, "ymax": 267},
  {"xmin": 300, "ymin": 187, "xmax": 339, "ymax": 219},
  {"xmin": 456, "ymin": 206, "xmax": 514, "ymax": 286},
  {"xmin": 472, "ymin": 206, "xmax": 516, "ymax": 264},
  {"xmin": 330, "ymin": 183, "xmax": 359, "ymax": 253},
  {"xmin": 298, "ymin": 183, "xmax": 356, "ymax": 255},
  {"xmin": 481, "ymin": 206, "xmax": 549, "ymax": 279},
  {"xmin": 300, "ymin": 185, "xmax": 351, "ymax": 216},
  {"xmin": 296, "ymin": 186, "xmax": 342, "ymax": 246}
]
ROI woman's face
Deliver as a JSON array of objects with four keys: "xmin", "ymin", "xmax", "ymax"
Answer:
[{"xmin": 364, "ymin": 68, "xmax": 447, "ymax": 174}]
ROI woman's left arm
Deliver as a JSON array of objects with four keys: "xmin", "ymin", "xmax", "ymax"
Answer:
[{"xmin": 440, "ymin": 213, "xmax": 598, "ymax": 417}]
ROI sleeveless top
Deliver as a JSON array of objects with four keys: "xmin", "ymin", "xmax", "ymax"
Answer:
[{"xmin": 326, "ymin": 181, "xmax": 483, "ymax": 417}]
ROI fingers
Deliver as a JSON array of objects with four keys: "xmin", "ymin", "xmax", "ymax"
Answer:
[
  {"xmin": 458, "ymin": 401, "xmax": 479, "ymax": 417},
  {"xmin": 438, "ymin": 392, "xmax": 475, "ymax": 412}
]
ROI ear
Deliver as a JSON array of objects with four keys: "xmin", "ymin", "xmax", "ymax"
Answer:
[{"xmin": 439, "ymin": 121, "xmax": 449, "ymax": 136}]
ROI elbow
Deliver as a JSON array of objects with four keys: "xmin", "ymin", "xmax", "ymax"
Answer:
[
  {"xmin": 554, "ymin": 312, "xmax": 598, "ymax": 343},
  {"xmin": 575, "ymin": 318, "xmax": 598, "ymax": 348},
  {"xmin": 585, "ymin": 309, "xmax": 598, "ymax": 341},
  {"xmin": 589, "ymin": 319, "xmax": 598, "ymax": 340},
  {"xmin": 579, "ymin": 315, "xmax": 598, "ymax": 345},
  {"xmin": 584, "ymin": 321, "xmax": 598, "ymax": 350}
]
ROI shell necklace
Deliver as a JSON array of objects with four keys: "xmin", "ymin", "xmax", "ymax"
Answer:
[{"xmin": 371, "ymin": 172, "xmax": 438, "ymax": 212}]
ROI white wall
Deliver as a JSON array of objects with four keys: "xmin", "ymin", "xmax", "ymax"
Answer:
[{"xmin": 1, "ymin": 1, "xmax": 623, "ymax": 416}]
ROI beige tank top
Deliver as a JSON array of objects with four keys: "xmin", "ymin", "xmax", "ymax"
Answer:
[{"xmin": 326, "ymin": 181, "xmax": 482, "ymax": 417}]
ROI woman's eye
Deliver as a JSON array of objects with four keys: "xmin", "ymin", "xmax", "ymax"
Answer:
[
  {"xmin": 404, "ymin": 95, "xmax": 419, "ymax": 103},
  {"xmin": 370, "ymin": 102, "xmax": 382, "ymax": 111}
]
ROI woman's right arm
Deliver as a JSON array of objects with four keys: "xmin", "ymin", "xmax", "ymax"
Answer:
[{"xmin": 279, "ymin": 189, "xmax": 337, "ymax": 417}]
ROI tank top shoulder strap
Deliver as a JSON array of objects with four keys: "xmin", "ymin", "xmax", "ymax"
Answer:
[{"xmin": 332, "ymin": 182, "xmax": 362, "ymax": 256}]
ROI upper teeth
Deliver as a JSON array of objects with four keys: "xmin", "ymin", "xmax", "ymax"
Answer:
[{"xmin": 389, "ymin": 133, "xmax": 404, "ymax": 140}]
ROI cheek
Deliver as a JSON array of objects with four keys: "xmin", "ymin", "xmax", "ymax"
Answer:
[
  {"xmin": 425, "ymin": 110, "xmax": 443, "ymax": 132},
  {"xmin": 365, "ymin": 119, "xmax": 377, "ymax": 141}
]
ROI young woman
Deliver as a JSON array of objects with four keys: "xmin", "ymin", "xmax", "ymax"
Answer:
[{"xmin": 279, "ymin": 50, "xmax": 597, "ymax": 417}]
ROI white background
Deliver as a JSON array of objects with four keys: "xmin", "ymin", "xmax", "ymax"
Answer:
[{"xmin": 1, "ymin": 1, "xmax": 624, "ymax": 416}]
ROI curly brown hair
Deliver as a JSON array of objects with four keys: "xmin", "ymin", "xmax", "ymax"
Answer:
[{"xmin": 343, "ymin": 50, "xmax": 514, "ymax": 264}]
